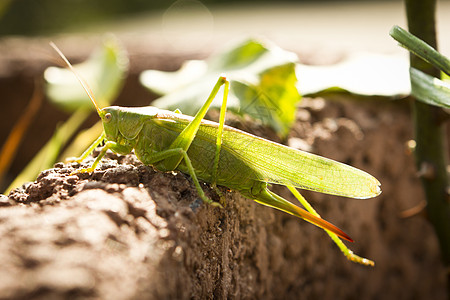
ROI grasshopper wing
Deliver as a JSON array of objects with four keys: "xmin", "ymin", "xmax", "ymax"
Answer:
[{"xmin": 220, "ymin": 127, "xmax": 381, "ymax": 199}]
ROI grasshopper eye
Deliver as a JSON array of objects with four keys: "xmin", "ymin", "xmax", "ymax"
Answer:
[{"xmin": 104, "ymin": 113, "xmax": 112, "ymax": 123}]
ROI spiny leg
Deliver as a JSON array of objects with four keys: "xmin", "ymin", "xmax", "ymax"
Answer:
[
  {"xmin": 211, "ymin": 78, "xmax": 229, "ymax": 186},
  {"xmin": 211, "ymin": 78, "xmax": 230, "ymax": 203},
  {"xmin": 70, "ymin": 140, "xmax": 113, "ymax": 175},
  {"xmin": 248, "ymin": 186, "xmax": 353, "ymax": 242},
  {"xmin": 287, "ymin": 185, "xmax": 374, "ymax": 266},
  {"xmin": 69, "ymin": 139, "xmax": 133, "ymax": 175}
]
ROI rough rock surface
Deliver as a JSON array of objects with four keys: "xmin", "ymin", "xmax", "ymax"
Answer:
[{"xmin": 3, "ymin": 97, "xmax": 448, "ymax": 300}]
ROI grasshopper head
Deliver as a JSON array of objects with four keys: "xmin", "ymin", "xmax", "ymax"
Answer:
[
  {"xmin": 100, "ymin": 107, "xmax": 120, "ymax": 141},
  {"xmin": 101, "ymin": 106, "xmax": 154, "ymax": 143}
]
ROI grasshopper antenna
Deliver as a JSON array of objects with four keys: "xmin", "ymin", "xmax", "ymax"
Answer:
[{"xmin": 49, "ymin": 42, "xmax": 102, "ymax": 115}]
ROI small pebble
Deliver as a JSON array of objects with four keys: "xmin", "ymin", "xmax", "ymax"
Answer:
[
  {"xmin": 54, "ymin": 162, "xmax": 65, "ymax": 168},
  {"xmin": 0, "ymin": 194, "xmax": 13, "ymax": 207}
]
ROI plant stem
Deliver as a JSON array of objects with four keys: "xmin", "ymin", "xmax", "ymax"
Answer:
[
  {"xmin": 405, "ymin": 0, "xmax": 450, "ymax": 293},
  {"xmin": 5, "ymin": 109, "xmax": 90, "ymax": 194}
]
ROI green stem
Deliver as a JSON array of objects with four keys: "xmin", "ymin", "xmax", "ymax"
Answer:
[
  {"xmin": 5, "ymin": 109, "xmax": 90, "ymax": 193},
  {"xmin": 405, "ymin": 0, "xmax": 450, "ymax": 292}
]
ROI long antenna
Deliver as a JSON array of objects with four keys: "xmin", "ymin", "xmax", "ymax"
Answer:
[{"xmin": 49, "ymin": 42, "xmax": 101, "ymax": 115}]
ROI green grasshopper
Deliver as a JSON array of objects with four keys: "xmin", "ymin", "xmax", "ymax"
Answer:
[{"xmin": 51, "ymin": 43, "xmax": 381, "ymax": 266}]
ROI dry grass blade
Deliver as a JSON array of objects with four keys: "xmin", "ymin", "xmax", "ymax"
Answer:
[{"xmin": 0, "ymin": 81, "xmax": 43, "ymax": 185}]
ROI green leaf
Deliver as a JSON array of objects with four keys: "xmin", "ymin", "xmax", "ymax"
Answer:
[
  {"xmin": 140, "ymin": 39, "xmax": 301, "ymax": 137},
  {"xmin": 44, "ymin": 36, "xmax": 129, "ymax": 112},
  {"xmin": 297, "ymin": 53, "xmax": 410, "ymax": 97},
  {"xmin": 389, "ymin": 26, "xmax": 450, "ymax": 109},
  {"xmin": 390, "ymin": 25, "xmax": 450, "ymax": 77},
  {"xmin": 410, "ymin": 68, "xmax": 450, "ymax": 109}
]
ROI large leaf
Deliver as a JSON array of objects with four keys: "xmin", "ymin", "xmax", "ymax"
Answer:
[
  {"xmin": 44, "ymin": 36, "xmax": 129, "ymax": 111},
  {"xmin": 140, "ymin": 39, "xmax": 301, "ymax": 137},
  {"xmin": 297, "ymin": 53, "xmax": 410, "ymax": 97}
]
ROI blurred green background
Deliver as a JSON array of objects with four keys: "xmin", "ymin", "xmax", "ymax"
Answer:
[
  {"xmin": 0, "ymin": 0, "xmax": 401, "ymax": 36},
  {"xmin": 0, "ymin": 0, "xmax": 172, "ymax": 35}
]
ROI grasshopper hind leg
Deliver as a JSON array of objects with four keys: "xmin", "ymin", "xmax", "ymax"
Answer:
[
  {"xmin": 246, "ymin": 185, "xmax": 353, "ymax": 243},
  {"xmin": 286, "ymin": 185, "xmax": 375, "ymax": 266}
]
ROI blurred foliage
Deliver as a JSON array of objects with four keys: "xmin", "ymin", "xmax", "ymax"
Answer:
[
  {"xmin": 141, "ymin": 37, "xmax": 412, "ymax": 137},
  {"xmin": 409, "ymin": 68, "xmax": 450, "ymax": 108},
  {"xmin": 5, "ymin": 37, "xmax": 128, "ymax": 193},
  {"xmin": 0, "ymin": 0, "xmax": 393, "ymax": 36},
  {"xmin": 0, "ymin": 0, "xmax": 168, "ymax": 35},
  {"xmin": 140, "ymin": 38, "xmax": 301, "ymax": 137},
  {"xmin": 0, "ymin": 0, "xmax": 12, "ymax": 19},
  {"xmin": 45, "ymin": 36, "xmax": 129, "ymax": 111},
  {"xmin": 0, "ymin": 82, "xmax": 42, "ymax": 187},
  {"xmin": 391, "ymin": 25, "xmax": 450, "ymax": 109}
]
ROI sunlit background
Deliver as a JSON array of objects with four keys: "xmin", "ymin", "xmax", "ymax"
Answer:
[
  {"xmin": 1, "ymin": 0, "xmax": 449, "ymax": 54},
  {"xmin": 0, "ymin": 1, "xmax": 449, "ymax": 299}
]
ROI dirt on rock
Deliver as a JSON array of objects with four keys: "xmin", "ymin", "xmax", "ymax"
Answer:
[{"xmin": 1, "ymin": 95, "xmax": 447, "ymax": 300}]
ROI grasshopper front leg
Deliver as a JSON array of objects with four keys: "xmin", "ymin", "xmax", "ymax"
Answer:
[
  {"xmin": 68, "ymin": 138, "xmax": 133, "ymax": 174},
  {"xmin": 66, "ymin": 132, "xmax": 106, "ymax": 174},
  {"xmin": 155, "ymin": 76, "xmax": 229, "ymax": 205},
  {"xmin": 66, "ymin": 132, "xmax": 105, "ymax": 165},
  {"xmin": 162, "ymin": 76, "xmax": 228, "ymax": 176},
  {"xmin": 139, "ymin": 147, "xmax": 221, "ymax": 206}
]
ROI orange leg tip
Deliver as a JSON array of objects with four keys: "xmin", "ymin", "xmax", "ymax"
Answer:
[{"xmin": 339, "ymin": 231, "xmax": 354, "ymax": 243}]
